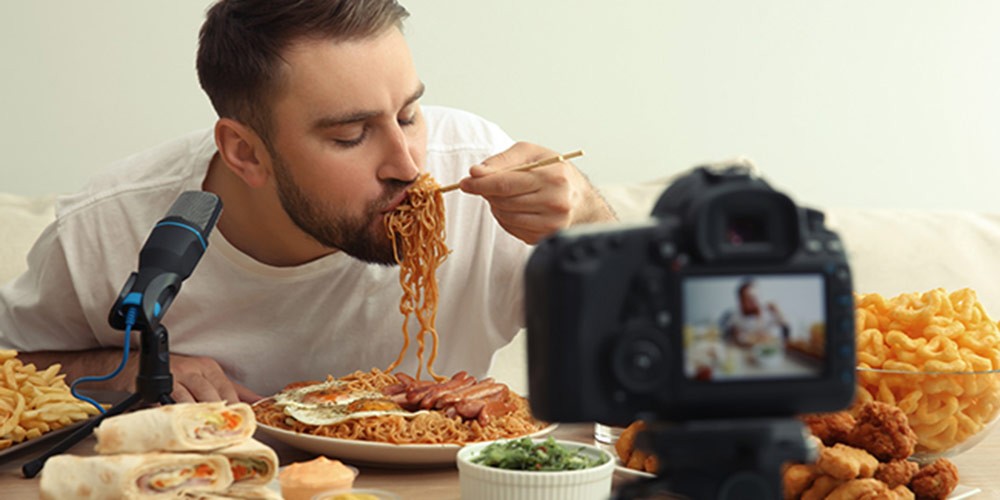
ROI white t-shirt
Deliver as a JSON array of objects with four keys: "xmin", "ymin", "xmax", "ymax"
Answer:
[
  {"xmin": 0, "ymin": 106, "xmax": 530, "ymax": 395},
  {"xmin": 724, "ymin": 309, "xmax": 786, "ymax": 345}
]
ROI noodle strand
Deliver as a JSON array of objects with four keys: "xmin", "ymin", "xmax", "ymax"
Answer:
[{"xmin": 383, "ymin": 173, "xmax": 449, "ymax": 381}]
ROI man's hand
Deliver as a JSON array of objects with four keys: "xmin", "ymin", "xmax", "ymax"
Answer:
[
  {"xmin": 169, "ymin": 354, "xmax": 261, "ymax": 403},
  {"xmin": 16, "ymin": 349, "xmax": 261, "ymax": 404},
  {"xmin": 458, "ymin": 142, "xmax": 616, "ymax": 244}
]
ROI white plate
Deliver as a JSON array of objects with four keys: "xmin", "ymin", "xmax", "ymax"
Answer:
[
  {"xmin": 254, "ymin": 421, "xmax": 559, "ymax": 467},
  {"xmin": 949, "ymin": 485, "xmax": 981, "ymax": 499},
  {"xmin": 591, "ymin": 440, "xmax": 656, "ymax": 479},
  {"xmin": 614, "ymin": 460, "xmax": 655, "ymax": 479}
]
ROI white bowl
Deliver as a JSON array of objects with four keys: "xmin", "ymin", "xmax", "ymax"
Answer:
[{"xmin": 456, "ymin": 439, "xmax": 615, "ymax": 500}]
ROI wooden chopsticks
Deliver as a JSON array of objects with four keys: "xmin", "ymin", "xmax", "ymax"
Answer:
[{"xmin": 437, "ymin": 150, "xmax": 585, "ymax": 193}]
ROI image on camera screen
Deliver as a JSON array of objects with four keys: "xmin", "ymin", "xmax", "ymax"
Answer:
[{"xmin": 681, "ymin": 274, "xmax": 826, "ymax": 382}]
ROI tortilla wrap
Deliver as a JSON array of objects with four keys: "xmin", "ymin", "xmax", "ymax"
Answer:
[
  {"xmin": 180, "ymin": 484, "xmax": 282, "ymax": 499},
  {"xmin": 39, "ymin": 452, "xmax": 233, "ymax": 499},
  {"xmin": 217, "ymin": 438, "xmax": 279, "ymax": 485},
  {"xmin": 94, "ymin": 402, "xmax": 256, "ymax": 454}
]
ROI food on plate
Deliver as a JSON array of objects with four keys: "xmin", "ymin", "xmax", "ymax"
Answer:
[
  {"xmin": 789, "ymin": 401, "xmax": 957, "ymax": 499},
  {"xmin": 384, "ymin": 172, "xmax": 449, "ymax": 381},
  {"xmin": 822, "ymin": 478, "xmax": 898, "ymax": 500},
  {"xmin": 854, "ymin": 288, "xmax": 1000, "ymax": 453},
  {"xmin": 816, "ymin": 443, "xmax": 879, "ymax": 480},
  {"xmin": 179, "ymin": 484, "xmax": 282, "ymax": 499},
  {"xmin": 845, "ymin": 400, "xmax": 918, "ymax": 461},
  {"xmin": 783, "ymin": 464, "xmax": 822, "ymax": 499},
  {"xmin": 800, "ymin": 411, "xmax": 855, "ymax": 447},
  {"xmin": 908, "ymin": 458, "xmax": 959, "ymax": 500},
  {"xmin": 254, "ymin": 368, "xmax": 544, "ymax": 445},
  {"xmin": 0, "ymin": 349, "xmax": 101, "ymax": 450},
  {"xmin": 38, "ymin": 453, "xmax": 233, "ymax": 499},
  {"xmin": 315, "ymin": 493, "xmax": 385, "ymax": 500},
  {"xmin": 469, "ymin": 436, "xmax": 608, "ymax": 471},
  {"xmin": 94, "ymin": 401, "xmax": 256, "ymax": 453},
  {"xmin": 217, "ymin": 438, "xmax": 279, "ymax": 486},
  {"xmin": 279, "ymin": 456, "xmax": 357, "ymax": 500},
  {"xmin": 614, "ymin": 420, "xmax": 659, "ymax": 474},
  {"xmin": 799, "ymin": 475, "xmax": 844, "ymax": 500},
  {"xmin": 874, "ymin": 460, "xmax": 919, "ymax": 489},
  {"xmin": 36, "ymin": 400, "xmax": 278, "ymax": 499}
]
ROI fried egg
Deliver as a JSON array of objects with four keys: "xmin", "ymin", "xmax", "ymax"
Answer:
[{"xmin": 273, "ymin": 380, "xmax": 426, "ymax": 426}]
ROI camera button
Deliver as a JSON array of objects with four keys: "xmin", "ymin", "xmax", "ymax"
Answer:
[
  {"xmin": 826, "ymin": 239, "xmax": 844, "ymax": 254},
  {"xmin": 805, "ymin": 239, "xmax": 823, "ymax": 253},
  {"xmin": 651, "ymin": 240, "xmax": 677, "ymax": 261},
  {"xmin": 655, "ymin": 311, "xmax": 672, "ymax": 328},
  {"xmin": 834, "ymin": 294, "xmax": 853, "ymax": 310},
  {"xmin": 840, "ymin": 318, "xmax": 854, "ymax": 335}
]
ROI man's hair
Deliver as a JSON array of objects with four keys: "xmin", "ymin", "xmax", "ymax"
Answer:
[{"xmin": 196, "ymin": 0, "xmax": 409, "ymax": 144}]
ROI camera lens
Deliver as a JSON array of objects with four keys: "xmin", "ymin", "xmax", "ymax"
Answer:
[{"xmin": 612, "ymin": 327, "xmax": 669, "ymax": 393}]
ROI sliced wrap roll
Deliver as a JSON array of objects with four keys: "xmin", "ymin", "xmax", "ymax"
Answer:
[
  {"xmin": 217, "ymin": 438, "xmax": 279, "ymax": 485},
  {"xmin": 180, "ymin": 484, "xmax": 282, "ymax": 499},
  {"xmin": 94, "ymin": 402, "xmax": 256, "ymax": 454},
  {"xmin": 39, "ymin": 453, "xmax": 233, "ymax": 499}
]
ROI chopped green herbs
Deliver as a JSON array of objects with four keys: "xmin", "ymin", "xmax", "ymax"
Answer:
[{"xmin": 470, "ymin": 437, "xmax": 608, "ymax": 471}]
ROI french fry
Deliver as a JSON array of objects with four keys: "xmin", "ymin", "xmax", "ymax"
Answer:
[{"xmin": 0, "ymin": 351, "xmax": 102, "ymax": 447}]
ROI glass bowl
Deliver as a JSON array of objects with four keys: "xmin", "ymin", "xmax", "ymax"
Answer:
[
  {"xmin": 456, "ymin": 438, "xmax": 615, "ymax": 500},
  {"xmin": 855, "ymin": 367, "xmax": 1000, "ymax": 462}
]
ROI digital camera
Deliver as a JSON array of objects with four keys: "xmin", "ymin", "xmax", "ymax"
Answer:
[{"xmin": 525, "ymin": 164, "xmax": 856, "ymax": 425}]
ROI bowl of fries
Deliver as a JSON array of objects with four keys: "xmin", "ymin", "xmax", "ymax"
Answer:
[{"xmin": 854, "ymin": 288, "xmax": 1000, "ymax": 461}]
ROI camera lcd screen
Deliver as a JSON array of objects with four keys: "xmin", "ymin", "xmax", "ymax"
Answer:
[{"xmin": 681, "ymin": 274, "xmax": 826, "ymax": 382}]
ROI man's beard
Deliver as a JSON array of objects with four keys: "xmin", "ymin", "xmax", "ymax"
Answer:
[{"xmin": 271, "ymin": 153, "xmax": 408, "ymax": 265}]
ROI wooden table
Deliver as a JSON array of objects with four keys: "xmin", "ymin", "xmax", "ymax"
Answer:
[{"xmin": 2, "ymin": 423, "xmax": 998, "ymax": 499}]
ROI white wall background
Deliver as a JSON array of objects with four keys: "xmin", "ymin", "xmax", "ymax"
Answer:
[{"xmin": 2, "ymin": 1, "xmax": 998, "ymax": 211}]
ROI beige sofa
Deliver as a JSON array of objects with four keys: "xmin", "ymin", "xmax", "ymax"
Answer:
[{"xmin": 4, "ymin": 180, "xmax": 1000, "ymax": 394}]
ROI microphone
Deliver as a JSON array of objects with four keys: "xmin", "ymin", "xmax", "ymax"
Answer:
[{"xmin": 108, "ymin": 191, "xmax": 223, "ymax": 331}]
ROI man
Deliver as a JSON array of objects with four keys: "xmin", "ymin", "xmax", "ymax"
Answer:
[
  {"xmin": 723, "ymin": 279, "xmax": 790, "ymax": 347},
  {"xmin": 0, "ymin": 0, "xmax": 614, "ymax": 403}
]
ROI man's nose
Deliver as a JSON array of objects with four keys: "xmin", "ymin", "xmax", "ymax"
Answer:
[{"xmin": 378, "ymin": 124, "xmax": 420, "ymax": 181}]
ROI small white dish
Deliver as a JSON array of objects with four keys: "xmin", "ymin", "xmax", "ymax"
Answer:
[{"xmin": 457, "ymin": 438, "xmax": 615, "ymax": 500}]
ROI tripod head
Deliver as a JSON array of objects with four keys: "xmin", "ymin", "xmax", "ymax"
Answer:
[{"xmin": 614, "ymin": 418, "xmax": 817, "ymax": 500}]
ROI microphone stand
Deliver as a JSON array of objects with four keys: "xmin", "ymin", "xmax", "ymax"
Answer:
[
  {"xmin": 21, "ymin": 323, "xmax": 175, "ymax": 478},
  {"xmin": 22, "ymin": 190, "xmax": 222, "ymax": 478}
]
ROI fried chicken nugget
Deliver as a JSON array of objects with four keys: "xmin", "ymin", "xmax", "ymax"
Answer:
[
  {"xmin": 782, "ymin": 464, "xmax": 820, "ymax": 500},
  {"xmin": 817, "ymin": 443, "xmax": 880, "ymax": 480},
  {"xmin": 847, "ymin": 402, "xmax": 918, "ymax": 461},
  {"xmin": 643, "ymin": 453, "xmax": 659, "ymax": 474},
  {"xmin": 801, "ymin": 475, "xmax": 845, "ymax": 500},
  {"xmin": 615, "ymin": 420, "xmax": 645, "ymax": 465},
  {"xmin": 801, "ymin": 411, "xmax": 856, "ymax": 446},
  {"xmin": 626, "ymin": 448, "xmax": 649, "ymax": 471},
  {"xmin": 825, "ymin": 478, "xmax": 892, "ymax": 500},
  {"xmin": 891, "ymin": 485, "xmax": 916, "ymax": 500},
  {"xmin": 909, "ymin": 458, "xmax": 959, "ymax": 500},
  {"xmin": 874, "ymin": 459, "xmax": 919, "ymax": 489}
]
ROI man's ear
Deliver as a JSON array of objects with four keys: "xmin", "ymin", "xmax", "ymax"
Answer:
[{"xmin": 214, "ymin": 118, "xmax": 272, "ymax": 189}]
